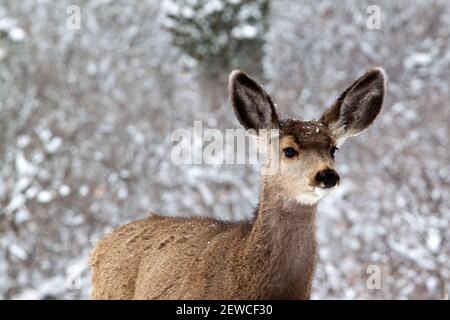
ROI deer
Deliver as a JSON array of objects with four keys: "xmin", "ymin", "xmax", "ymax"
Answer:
[{"xmin": 90, "ymin": 67, "xmax": 386, "ymax": 299}]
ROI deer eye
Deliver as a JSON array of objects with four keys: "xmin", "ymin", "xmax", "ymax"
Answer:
[
  {"xmin": 330, "ymin": 146, "xmax": 338, "ymax": 159},
  {"xmin": 283, "ymin": 147, "xmax": 298, "ymax": 158}
]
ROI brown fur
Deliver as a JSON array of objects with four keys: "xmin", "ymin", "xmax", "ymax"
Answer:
[
  {"xmin": 280, "ymin": 119, "xmax": 335, "ymax": 149},
  {"xmin": 90, "ymin": 68, "xmax": 386, "ymax": 300},
  {"xmin": 90, "ymin": 189, "xmax": 317, "ymax": 299}
]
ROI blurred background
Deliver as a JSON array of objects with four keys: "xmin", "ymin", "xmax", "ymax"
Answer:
[{"xmin": 0, "ymin": 0, "xmax": 449, "ymax": 299}]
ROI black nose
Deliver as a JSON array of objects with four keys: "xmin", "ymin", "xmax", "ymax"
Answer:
[{"xmin": 315, "ymin": 169, "xmax": 340, "ymax": 188}]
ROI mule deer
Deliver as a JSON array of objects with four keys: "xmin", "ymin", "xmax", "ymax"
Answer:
[{"xmin": 90, "ymin": 68, "xmax": 386, "ymax": 299}]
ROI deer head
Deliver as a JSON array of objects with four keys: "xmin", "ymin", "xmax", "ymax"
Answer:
[{"xmin": 229, "ymin": 68, "xmax": 386, "ymax": 206}]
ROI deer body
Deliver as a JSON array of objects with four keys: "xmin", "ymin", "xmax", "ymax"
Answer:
[
  {"xmin": 90, "ymin": 194, "xmax": 316, "ymax": 299},
  {"xmin": 91, "ymin": 68, "xmax": 386, "ymax": 299}
]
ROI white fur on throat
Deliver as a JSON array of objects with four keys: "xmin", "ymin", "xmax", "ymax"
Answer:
[{"xmin": 294, "ymin": 187, "xmax": 333, "ymax": 206}]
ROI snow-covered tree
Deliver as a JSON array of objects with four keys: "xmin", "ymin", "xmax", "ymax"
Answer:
[{"xmin": 164, "ymin": 0, "xmax": 269, "ymax": 79}]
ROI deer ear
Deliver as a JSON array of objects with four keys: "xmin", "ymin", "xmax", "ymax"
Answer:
[
  {"xmin": 320, "ymin": 67, "xmax": 386, "ymax": 146},
  {"xmin": 228, "ymin": 70, "xmax": 279, "ymax": 131}
]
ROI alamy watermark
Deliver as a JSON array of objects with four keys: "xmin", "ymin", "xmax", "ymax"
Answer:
[
  {"xmin": 66, "ymin": 264, "xmax": 82, "ymax": 290},
  {"xmin": 366, "ymin": 265, "xmax": 382, "ymax": 290},
  {"xmin": 170, "ymin": 121, "xmax": 281, "ymax": 175},
  {"xmin": 366, "ymin": 5, "xmax": 382, "ymax": 30},
  {"xmin": 67, "ymin": 5, "xmax": 81, "ymax": 30}
]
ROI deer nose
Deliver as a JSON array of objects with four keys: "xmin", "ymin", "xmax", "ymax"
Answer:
[{"xmin": 315, "ymin": 169, "xmax": 340, "ymax": 188}]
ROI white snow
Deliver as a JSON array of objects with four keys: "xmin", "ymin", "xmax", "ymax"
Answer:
[
  {"xmin": 5, "ymin": 194, "xmax": 26, "ymax": 215},
  {"xmin": 9, "ymin": 244, "xmax": 27, "ymax": 260},
  {"xmin": 232, "ymin": 24, "xmax": 258, "ymax": 39},
  {"xmin": 17, "ymin": 135, "xmax": 31, "ymax": 148},
  {"xmin": 9, "ymin": 27, "xmax": 26, "ymax": 42},
  {"xmin": 16, "ymin": 152, "xmax": 36, "ymax": 176},
  {"xmin": 58, "ymin": 185, "xmax": 71, "ymax": 197},
  {"xmin": 79, "ymin": 185, "xmax": 89, "ymax": 197},
  {"xmin": 15, "ymin": 209, "xmax": 31, "ymax": 224},
  {"xmin": 45, "ymin": 137, "xmax": 62, "ymax": 154},
  {"xmin": 117, "ymin": 187, "xmax": 128, "ymax": 199},
  {"xmin": 202, "ymin": 0, "xmax": 224, "ymax": 15},
  {"xmin": 426, "ymin": 229, "xmax": 441, "ymax": 252},
  {"xmin": 404, "ymin": 51, "xmax": 435, "ymax": 69},
  {"xmin": 37, "ymin": 190, "xmax": 54, "ymax": 203}
]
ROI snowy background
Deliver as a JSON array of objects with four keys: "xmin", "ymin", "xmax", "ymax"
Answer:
[{"xmin": 0, "ymin": 0, "xmax": 449, "ymax": 299}]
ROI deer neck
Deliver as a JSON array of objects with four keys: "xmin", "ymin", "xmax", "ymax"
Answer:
[{"xmin": 242, "ymin": 179, "xmax": 318, "ymax": 299}]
